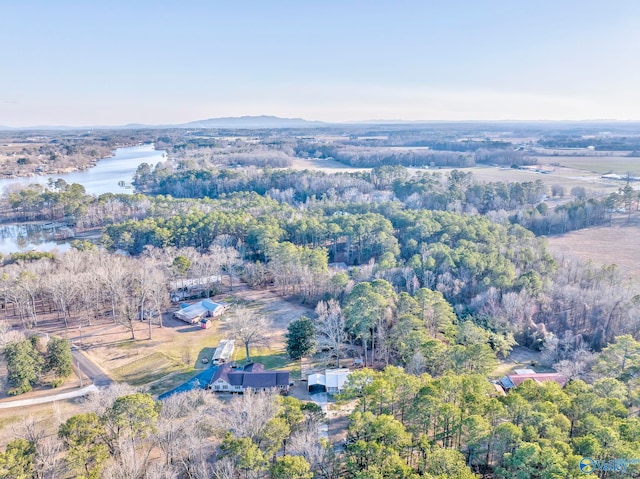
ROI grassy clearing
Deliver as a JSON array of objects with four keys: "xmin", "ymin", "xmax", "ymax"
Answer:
[
  {"xmin": 157, "ymin": 327, "xmax": 224, "ymax": 367},
  {"xmin": 114, "ymin": 340, "xmax": 137, "ymax": 350},
  {"xmin": 112, "ymin": 352, "xmax": 185, "ymax": 386},
  {"xmin": 490, "ymin": 346, "xmax": 555, "ymax": 378},
  {"xmin": 145, "ymin": 370, "xmax": 197, "ymax": 396},
  {"xmin": 537, "ymin": 155, "xmax": 640, "ymax": 175},
  {"xmin": 0, "ymin": 416, "xmax": 20, "ymax": 434},
  {"xmin": 195, "ymin": 347, "xmax": 216, "ymax": 368},
  {"xmin": 547, "ymin": 219, "xmax": 640, "ymax": 284},
  {"xmin": 248, "ymin": 348, "xmax": 301, "ymax": 379},
  {"xmin": 491, "ymin": 362, "xmax": 526, "ymax": 378}
]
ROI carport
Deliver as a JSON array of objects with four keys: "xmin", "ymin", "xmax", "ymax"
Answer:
[{"xmin": 307, "ymin": 373, "xmax": 326, "ymax": 394}]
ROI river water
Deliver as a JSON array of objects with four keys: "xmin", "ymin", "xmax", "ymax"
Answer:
[{"xmin": 0, "ymin": 144, "xmax": 165, "ymax": 254}]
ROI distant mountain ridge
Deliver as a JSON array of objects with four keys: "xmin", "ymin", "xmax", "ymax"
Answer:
[
  {"xmin": 0, "ymin": 116, "xmax": 329, "ymax": 131},
  {"xmin": 182, "ymin": 115, "xmax": 327, "ymax": 128}
]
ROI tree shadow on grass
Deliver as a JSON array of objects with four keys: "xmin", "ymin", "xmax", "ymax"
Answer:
[
  {"xmin": 194, "ymin": 347, "xmax": 216, "ymax": 369},
  {"xmin": 176, "ymin": 326, "xmax": 201, "ymax": 333}
]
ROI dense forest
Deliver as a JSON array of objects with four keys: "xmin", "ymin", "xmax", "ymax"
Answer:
[{"xmin": 3, "ymin": 163, "xmax": 639, "ymax": 353}]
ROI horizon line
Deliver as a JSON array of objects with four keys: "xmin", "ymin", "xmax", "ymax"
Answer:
[{"xmin": 2, "ymin": 116, "xmax": 640, "ymax": 130}]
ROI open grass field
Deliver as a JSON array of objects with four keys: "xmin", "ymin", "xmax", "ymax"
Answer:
[
  {"xmin": 288, "ymin": 157, "xmax": 371, "ymax": 173},
  {"xmin": 536, "ymin": 154, "xmax": 640, "ymax": 175},
  {"xmin": 491, "ymin": 347, "xmax": 554, "ymax": 378},
  {"xmin": 419, "ymin": 165, "xmax": 622, "ymax": 196},
  {"xmin": 111, "ymin": 352, "xmax": 184, "ymax": 386},
  {"xmin": 546, "ymin": 216, "xmax": 640, "ymax": 286}
]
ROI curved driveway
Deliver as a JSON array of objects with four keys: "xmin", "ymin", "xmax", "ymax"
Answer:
[{"xmin": 0, "ymin": 345, "xmax": 111, "ymax": 409}]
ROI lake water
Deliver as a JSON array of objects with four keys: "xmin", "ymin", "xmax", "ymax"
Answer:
[
  {"xmin": 0, "ymin": 143, "xmax": 165, "ymax": 196},
  {"xmin": 0, "ymin": 144, "xmax": 165, "ymax": 254}
]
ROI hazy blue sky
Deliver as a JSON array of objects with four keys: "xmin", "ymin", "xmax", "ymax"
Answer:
[{"xmin": 1, "ymin": 1, "xmax": 639, "ymax": 126}]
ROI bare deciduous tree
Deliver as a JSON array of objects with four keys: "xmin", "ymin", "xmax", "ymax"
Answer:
[
  {"xmin": 18, "ymin": 417, "xmax": 61, "ymax": 479},
  {"xmin": 288, "ymin": 427, "xmax": 326, "ymax": 472},
  {"xmin": 222, "ymin": 389, "xmax": 280, "ymax": 441},
  {"xmin": 210, "ymin": 241, "xmax": 242, "ymax": 291},
  {"xmin": 314, "ymin": 300, "xmax": 349, "ymax": 368},
  {"xmin": 406, "ymin": 350, "xmax": 427, "ymax": 376},
  {"xmin": 229, "ymin": 307, "xmax": 269, "ymax": 362},
  {"xmin": 0, "ymin": 319, "xmax": 25, "ymax": 347},
  {"xmin": 85, "ymin": 383, "xmax": 137, "ymax": 417},
  {"xmin": 211, "ymin": 457, "xmax": 238, "ymax": 479}
]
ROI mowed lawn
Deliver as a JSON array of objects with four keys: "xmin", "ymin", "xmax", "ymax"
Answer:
[{"xmin": 111, "ymin": 352, "xmax": 184, "ymax": 386}]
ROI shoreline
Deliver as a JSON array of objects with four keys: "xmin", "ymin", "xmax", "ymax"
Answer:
[{"xmin": 0, "ymin": 140, "xmax": 144, "ymax": 180}]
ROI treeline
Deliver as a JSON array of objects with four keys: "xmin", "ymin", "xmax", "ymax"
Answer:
[
  {"xmin": 99, "ymin": 200, "xmax": 640, "ymax": 350},
  {"xmin": 5, "ymin": 166, "xmax": 630, "ymax": 242},
  {"xmin": 133, "ymin": 167, "xmax": 375, "ymax": 200},
  {"xmin": 307, "ymin": 281, "xmax": 508, "ymax": 373},
  {"xmin": 0, "ymin": 245, "xmax": 241, "ymax": 339},
  {"xmin": 293, "ymin": 141, "xmax": 533, "ymax": 168},
  {"xmin": 168, "ymin": 143, "xmax": 294, "ymax": 168},
  {"xmin": 325, "ymin": 146, "xmax": 474, "ymax": 168},
  {"xmin": 539, "ymin": 135, "xmax": 640, "ymax": 151}
]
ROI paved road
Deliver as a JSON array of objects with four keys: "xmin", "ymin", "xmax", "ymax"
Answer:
[
  {"xmin": 71, "ymin": 346, "xmax": 113, "ymax": 387},
  {"xmin": 0, "ymin": 346, "xmax": 111, "ymax": 409},
  {"xmin": 0, "ymin": 385, "xmax": 98, "ymax": 409},
  {"xmin": 309, "ymin": 393, "xmax": 329, "ymax": 441}
]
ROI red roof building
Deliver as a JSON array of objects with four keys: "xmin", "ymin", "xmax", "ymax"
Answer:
[{"xmin": 499, "ymin": 372, "xmax": 567, "ymax": 390}]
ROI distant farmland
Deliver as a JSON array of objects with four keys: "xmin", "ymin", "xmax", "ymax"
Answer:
[{"xmin": 536, "ymin": 154, "xmax": 640, "ymax": 175}]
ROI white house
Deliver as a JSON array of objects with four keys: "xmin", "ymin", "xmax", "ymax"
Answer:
[
  {"xmin": 210, "ymin": 363, "xmax": 290, "ymax": 393},
  {"xmin": 173, "ymin": 299, "xmax": 229, "ymax": 324}
]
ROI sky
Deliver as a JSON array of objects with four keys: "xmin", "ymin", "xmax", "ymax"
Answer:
[{"xmin": 1, "ymin": 0, "xmax": 640, "ymax": 126}]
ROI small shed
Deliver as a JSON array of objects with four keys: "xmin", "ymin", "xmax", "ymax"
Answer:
[{"xmin": 200, "ymin": 319, "xmax": 212, "ymax": 329}]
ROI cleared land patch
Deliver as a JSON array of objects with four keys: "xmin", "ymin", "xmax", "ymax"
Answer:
[
  {"xmin": 536, "ymin": 154, "xmax": 640, "ymax": 175},
  {"xmin": 546, "ymin": 217, "xmax": 640, "ymax": 285},
  {"xmin": 111, "ymin": 352, "xmax": 184, "ymax": 386}
]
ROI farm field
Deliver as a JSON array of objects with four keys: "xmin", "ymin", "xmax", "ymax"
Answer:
[
  {"xmin": 287, "ymin": 157, "xmax": 370, "ymax": 173},
  {"xmin": 288, "ymin": 153, "xmax": 636, "ymax": 196},
  {"xmin": 536, "ymin": 154, "xmax": 640, "ymax": 175},
  {"xmin": 546, "ymin": 216, "xmax": 640, "ymax": 285}
]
